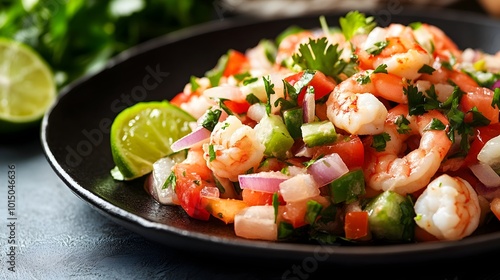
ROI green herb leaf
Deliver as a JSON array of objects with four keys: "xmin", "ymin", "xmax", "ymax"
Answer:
[
  {"xmin": 372, "ymin": 132, "xmax": 391, "ymax": 152},
  {"xmin": 418, "ymin": 64, "xmax": 436, "ymax": 75},
  {"xmin": 366, "ymin": 40, "xmax": 389, "ymax": 55},
  {"xmin": 339, "ymin": 10, "xmax": 376, "ymax": 41},
  {"xmin": 200, "ymin": 108, "xmax": 222, "ymax": 131},
  {"xmin": 395, "ymin": 115, "xmax": 411, "ymax": 134},
  {"xmin": 263, "ymin": 76, "xmax": 275, "ymax": 115},
  {"xmin": 291, "ymin": 37, "xmax": 355, "ymax": 82}
]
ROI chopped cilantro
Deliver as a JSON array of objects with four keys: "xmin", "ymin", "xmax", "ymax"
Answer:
[
  {"xmin": 242, "ymin": 76, "xmax": 258, "ymax": 86},
  {"xmin": 405, "ymin": 84, "xmax": 427, "ymax": 115},
  {"xmin": 395, "ymin": 115, "xmax": 411, "ymax": 134},
  {"xmin": 273, "ymin": 192, "xmax": 280, "ymax": 223},
  {"xmin": 200, "ymin": 108, "xmax": 222, "ymax": 131},
  {"xmin": 163, "ymin": 172, "xmax": 176, "ymax": 190},
  {"xmin": 305, "ymin": 200, "xmax": 323, "ymax": 225},
  {"xmin": 245, "ymin": 93, "xmax": 260, "ymax": 105},
  {"xmin": 418, "ymin": 64, "xmax": 436, "ymax": 75},
  {"xmin": 205, "ymin": 52, "xmax": 228, "ymax": 87},
  {"xmin": 409, "ymin": 22, "xmax": 423, "ymax": 30},
  {"xmin": 234, "ymin": 72, "xmax": 251, "ymax": 82},
  {"xmin": 190, "ymin": 76, "xmax": 200, "ymax": 92},
  {"xmin": 291, "ymin": 37, "xmax": 355, "ymax": 82},
  {"xmin": 366, "ymin": 40, "xmax": 389, "ymax": 55},
  {"xmin": 427, "ymin": 118, "xmax": 447, "ymax": 131},
  {"xmin": 356, "ymin": 72, "xmax": 371, "ymax": 85},
  {"xmin": 208, "ymin": 144, "xmax": 216, "ymax": 161},
  {"xmin": 372, "ymin": 132, "xmax": 391, "ymax": 152},
  {"xmin": 373, "ymin": 64, "xmax": 388, "ymax": 74},
  {"xmin": 493, "ymin": 88, "xmax": 500, "ymax": 109},
  {"xmin": 339, "ymin": 10, "xmax": 376, "ymax": 41},
  {"xmin": 263, "ymin": 76, "xmax": 275, "ymax": 115}
]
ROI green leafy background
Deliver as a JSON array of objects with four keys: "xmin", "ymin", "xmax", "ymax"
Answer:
[{"xmin": 0, "ymin": 0, "xmax": 214, "ymax": 88}]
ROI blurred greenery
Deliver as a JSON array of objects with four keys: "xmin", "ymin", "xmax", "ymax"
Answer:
[{"xmin": 0, "ymin": 0, "xmax": 214, "ymax": 88}]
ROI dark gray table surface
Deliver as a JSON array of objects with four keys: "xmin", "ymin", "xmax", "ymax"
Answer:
[{"xmin": 2, "ymin": 130, "xmax": 500, "ymax": 280}]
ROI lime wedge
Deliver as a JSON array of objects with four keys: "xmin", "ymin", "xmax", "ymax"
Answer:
[
  {"xmin": 110, "ymin": 100, "xmax": 195, "ymax": 181},
  {"xmin": 0, "ymin": 38, "xmax": 56, "ymax": 134}
]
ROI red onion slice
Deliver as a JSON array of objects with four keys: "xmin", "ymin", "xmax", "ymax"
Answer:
[
  {"xmin": 238, "ymin": 171, "xmax": 290, "ymax": 193},
  {"xmin": 302, "ymin": 92, "xmax": 315, "ymax": 123},
  {"xmin": 307, "ymin": 153, "xmax": 349, "ymax": 186},
  {"xmin": 469, "ymin": 163, "xmax": 500, "ymax": 188},
  {"xmin": 171, "ymin": 126, "xmax": 211, "ymax": 152}
]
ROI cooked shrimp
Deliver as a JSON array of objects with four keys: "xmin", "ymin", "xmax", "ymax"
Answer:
[
  {"xmin": 414, "ymin": 174, "xmax": 481, "ymax": 241},
  {"xmin": 275, "ymin": 30, "xmax": 316, "ymax": 66},
  {"xmin": 203, "ymin": 115, "xmax": 265, "ymax": 182},
  {"xmin": 357, "ymin": 26, "xmax": 433, "ymax": 80},
  {"xmin": 412, "ymin": 23, "xmax": 461, "ymax": 60},
  {"xmin": 325, "ymin": 70, "xmax": 407, "ymax": 135},
  {"xmin": 364, "ymin": 104, "xmax": 452, "ymax": 195}
]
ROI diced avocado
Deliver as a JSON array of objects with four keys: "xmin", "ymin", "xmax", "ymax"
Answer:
[{"xmin": 329, "ymin": 169, "xmax": 365, "ymax": 204}]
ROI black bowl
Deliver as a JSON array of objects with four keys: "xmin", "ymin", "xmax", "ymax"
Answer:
[{"xmin": 41, "ymin": 8, "xmax": 500, "ymax": 265}]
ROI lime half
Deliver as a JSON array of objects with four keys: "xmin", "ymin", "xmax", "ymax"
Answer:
[
  {"xmin": 0, "ymin": 38, "xmax": 56, "ymax": 134},
  {"xmin": 110, "ymin": 100, "xmax": 195, "ymax": 181}
]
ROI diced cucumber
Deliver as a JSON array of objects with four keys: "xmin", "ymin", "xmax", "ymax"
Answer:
[
  {"xmin": 283, "ymin": 108, "xmax": 303, "ymax": 139},
  {"xmin": 363, "ymin": 190, "xmax": 415, "ymax": 242},
  {"xmin": 329, "ymin": 169, "xmax": 365, "ymax": 204},
  {"xmin": 254, "ymin": 114, "xmax": 294, "ymax": 159},
  {"xmin": 301, "ymin": 120, "xmax": 337, "ymax": 147}
]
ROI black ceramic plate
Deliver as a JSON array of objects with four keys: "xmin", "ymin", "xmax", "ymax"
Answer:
[{"xmin": 42, "ymin": 9, "xmax": 500, "ymax": 264}]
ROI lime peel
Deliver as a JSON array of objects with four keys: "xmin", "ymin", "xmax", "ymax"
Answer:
[{"xmin": 110, "ymin": 100, "xmax": 195, "ymax": 181}]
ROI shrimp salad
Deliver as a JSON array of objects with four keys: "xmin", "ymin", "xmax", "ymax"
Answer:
[{"xmin": 136, "ymin": 11, "xmax": 500, "ymax": 244}]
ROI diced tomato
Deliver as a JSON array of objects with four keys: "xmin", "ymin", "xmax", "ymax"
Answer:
[
  {"xmin": 447, "ymin": 70, "xmax": 499, "ymax": 124},
  {"xmin": 344, "ymin": 211, "xmax": 369, "ymax": 240},
  {"xmin": 170, "ymin": 91, "xmax": 192, "ymax": 107},
  {"xmin": 284, "ymin": 70, "xmax": 336, "ymax": 106},
  {"xmin": 242, "ymin": 189, "xmax": 284, "ymax": 206},
  {"xmin": 223, "ymin": 99, "xmax": 251, "ymax": 114},
  {"xmin": 464, "ymin": 123, "xmax": 500, "ymax": 166},
  {"xmin": 281, "ymin": 196, "xmax": 330, "ymax": 228},
  {"xmin": 200, "ymin": 197, "xmax": 248, "ymax": 224},
  {"xmin": 460, "ymin": 86, "xmax": 499, "ymax": 124},
  {"xmin": 223, "ymin": 49, "xmax": 249, "ymax": 77},
  {"xmin": 312, "ymin": 135, "xmax": 365, "ymax": 169},
  {"xmin": 282, "ymin": 200, "xmax": 309, "ymax": 228},
  {"xmin": 172, "ymin": 162, "xmax": 214, "ymax": 221}
]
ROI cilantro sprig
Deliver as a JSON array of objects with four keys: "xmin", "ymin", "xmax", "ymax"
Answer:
[
  {"xmin": 291, "ymin": 37, "xmax": 356, "ymax": 83},
  {"xmin": 339, "ymin": 10, "xmax": 376, "ymax": 41}
]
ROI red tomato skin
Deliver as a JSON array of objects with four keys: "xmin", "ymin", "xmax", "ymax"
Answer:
[
  {"xmin": 312, "ymin": 135, "xmax": 365, "ymax": 169},
  {"xmin": 464, "ymin": 123, "xmax": 500, "ymax": 166},
  {"xmin": 170, "ymin": 92, "xmax": 191, "ymax": 107},
  {"xmin": 223, "ymin": 99, "xmax": 251, "ymax": 114},
  {"xmin": 242, "ymin": 189, "xmax": 285, "ymax": 206},
  {"xmin": 173, "ymin": 163, "xmax": 213, "ymax": 220},
  {"xmin": 344, "ymin": 211, "xmax": 369, "ymax": 240},
  {"xmin": 223, "ymin": 50, "xmax": 249, "ymax": 77},
  {"xmin": 284, "ymin": 70, "xmax": 336, "ymax": 106}
]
